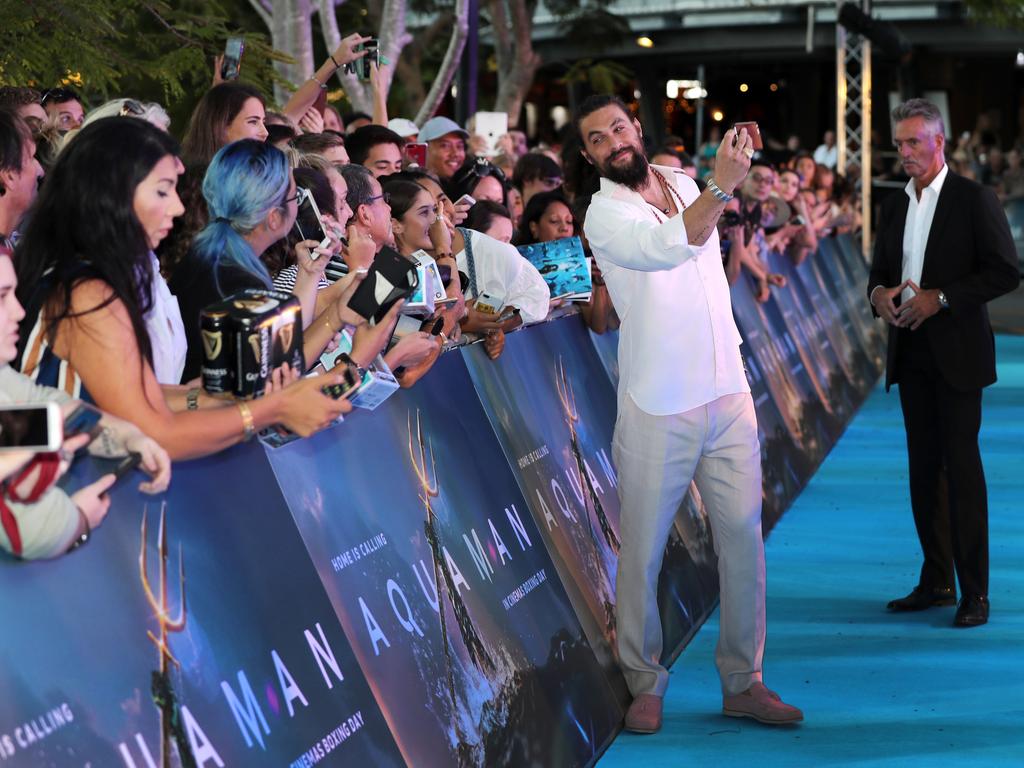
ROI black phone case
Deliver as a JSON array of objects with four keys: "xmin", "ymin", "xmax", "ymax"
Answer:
[
  {"xmin": 294, "ymin": 193, "xmax": 327, "ymax": 244},
  {"xmin": 348, "ymin": 246, "xmax": 419, "ymax": 323}
]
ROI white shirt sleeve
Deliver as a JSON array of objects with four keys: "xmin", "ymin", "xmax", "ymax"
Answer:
[
  {"xmin": 465, "ymin": 231, "xmax": 551, "ymax": 324},
  {"xmin": 0, "ymin": 366, "xmax": 71, "ymax": 405},
  {"xmin": 584, "ymin": 195, "xmax": 698, "ymax": 272},
  {"xmin": 502, "ymin": 253, "xmax": 550, "ymax": 324}
]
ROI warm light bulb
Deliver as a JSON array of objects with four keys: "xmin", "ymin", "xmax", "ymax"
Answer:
[
  {"xmin": 636, "ymin": 36, "xmax": 654, "ymax": 48},
  {"xmin": 739, "ymin": 83, "xmax": 749, "ymax": 93},
  {"xmin": 712, "ymin": 110, "xmax": 724, "ymax": 122}
]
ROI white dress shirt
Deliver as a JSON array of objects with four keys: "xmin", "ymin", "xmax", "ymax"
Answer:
[
  {"xmin": 144, "ymin": 252, "xmax": 188, "ymax": 385},
  {"xmin": 455, "ymin": 229, "xmax": 551, "ymax": 324},
  {"xmin": 813, "ymin": 143, "xmax": 838, "ymax": 169},
  {"xmin": 901, "ymin": 163, "xmax": 948, "ymax": 302},
  {"xmin": 584, "ymin": 166, "xmax": 748, "ymax": 416}
]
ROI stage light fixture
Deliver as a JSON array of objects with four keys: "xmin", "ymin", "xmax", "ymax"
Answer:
[
  {"xmin": 637, "ymin": 36, "xmax": 654, "ymax": 48},
  {"xmin": 740, "ymin": 83, "xmax": 749, "ymax": 93}
]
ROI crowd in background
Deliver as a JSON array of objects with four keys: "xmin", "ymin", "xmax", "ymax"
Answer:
[{"xmin": 5, "ymin": 32, "xmax": 1000, "ymax": 561}]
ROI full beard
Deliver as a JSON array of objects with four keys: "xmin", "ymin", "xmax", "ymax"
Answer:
[{"xmin": 598, "ymin": 146, "xmax": 649, "ymax": 190}]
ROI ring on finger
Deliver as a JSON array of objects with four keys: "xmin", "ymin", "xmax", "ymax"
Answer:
[{"xmin": 742, "ymin": 147, "xmax": 754, "ymax": 159}]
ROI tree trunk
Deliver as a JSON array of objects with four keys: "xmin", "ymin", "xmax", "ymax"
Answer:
[
  {"xmin": 414, "ymin": 0, "xmax": 470, "ymax": 125},
  {"xmin": 319, "ymin": 0, "xmax": 411, "ymax": 115},
  {"xmin": 248, "ymin": 0, "xmax": 316, "ymax": 107},
  {"xmin": 489, "ymin": 0, "xmax": 540, "ymax": 128}
]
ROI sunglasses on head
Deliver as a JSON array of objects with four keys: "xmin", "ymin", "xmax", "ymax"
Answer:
[
  {"xmin": 119, "ymin": 99, "xmax": 146, "ymax": 118},
  {"xmin": 40, "ymin": 87, "xmax": 78, "ymax": 106}
]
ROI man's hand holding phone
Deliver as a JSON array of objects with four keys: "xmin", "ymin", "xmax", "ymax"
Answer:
[{"xmin": 714, "ymin": 125, "xmax": 755, "ymax": 196}]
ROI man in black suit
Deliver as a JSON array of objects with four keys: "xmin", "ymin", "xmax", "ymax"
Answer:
[{"xmin": 868, "ymin": 98, "xmax": 1019, "ymax": 627}]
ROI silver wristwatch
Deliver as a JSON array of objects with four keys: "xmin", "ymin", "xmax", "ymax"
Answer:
[{"xmin": 937, "ymin": 290, "xmax": 949, "ymax": 309}]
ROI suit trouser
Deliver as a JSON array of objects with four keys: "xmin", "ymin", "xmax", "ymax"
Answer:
[
  {"xmin": 896, "ymin": 329, "xmax": 988, "ymax": 598},
  {"xmin": 612, "ymin": 391, "xmax": 766, "ymax": 698}
]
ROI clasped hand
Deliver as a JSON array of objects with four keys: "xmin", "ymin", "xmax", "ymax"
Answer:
[{"xmin": 873, "ymin": 280, "xmax": 941, "ymax": 330}]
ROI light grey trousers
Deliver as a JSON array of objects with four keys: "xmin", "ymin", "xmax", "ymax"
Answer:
[{"xmin": 612, "ymin": 392, "xmax": 766, "ymax": 698}]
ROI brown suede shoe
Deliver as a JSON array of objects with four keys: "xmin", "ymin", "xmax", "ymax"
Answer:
[
  {"xmin": 722, "ymin": 682, "xmax": 803, "ymax": 725},
  {"xmin": 624, "ymin": 693, "xmax": 663, "ymax": 734}
]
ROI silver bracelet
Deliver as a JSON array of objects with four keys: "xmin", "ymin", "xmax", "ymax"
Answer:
[{"xmin": 706, "ymin": 178, "xmax": 734, "ymax": 203}]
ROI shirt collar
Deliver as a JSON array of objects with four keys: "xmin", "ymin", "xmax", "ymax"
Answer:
[
  {"xmin": 904, "ymin": 162, "xmax": 948, "ymax": 201},
  {"xmin": 597, "ymin": 164, "xmax": 679, "ymax": 206}
]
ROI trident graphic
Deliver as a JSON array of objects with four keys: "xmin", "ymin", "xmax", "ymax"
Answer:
[
  {"xmin": 556, "ymin": 356, "xmax": 620, "ymax": 554},
  {"xmin": 407, "ymin": 411, "xmax": 495, "ymax": 679},
  {"xmin": 140, "ymin": 504, "xmax": 193, "ymax": 768}
]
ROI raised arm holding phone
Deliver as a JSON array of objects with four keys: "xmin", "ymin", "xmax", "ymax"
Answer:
[{"xmin": 577, "ymin": 94, "xmax": 802, "ymax": 734}]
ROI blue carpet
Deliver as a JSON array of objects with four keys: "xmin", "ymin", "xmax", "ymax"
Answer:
[{"xmin": 600, "ymin": 335, "xmax": 1024, "ymax": 767}]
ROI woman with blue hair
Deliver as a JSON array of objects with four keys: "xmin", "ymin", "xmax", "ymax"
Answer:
[
  {"xmin": 15, "ymin": 119, "xmax": 351, "ymax": 460},
  {"xmin": 170, "ymin": 139, "xmax": 373, "ymax": 383}
]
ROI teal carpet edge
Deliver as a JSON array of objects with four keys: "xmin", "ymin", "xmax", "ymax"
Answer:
[{"xmin": 599, "ymin": 334, "xmax": 1024, "ymax": 767}]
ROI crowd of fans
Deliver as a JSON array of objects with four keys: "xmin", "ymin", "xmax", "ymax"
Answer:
[{"xmin": 0, "ymin": 32, "xmax": 892, "ymax": 561}]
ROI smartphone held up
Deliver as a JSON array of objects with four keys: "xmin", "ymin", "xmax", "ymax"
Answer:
[{"xmin": 221, "ymin": 37, "xmax": 245, "ymax": 81}]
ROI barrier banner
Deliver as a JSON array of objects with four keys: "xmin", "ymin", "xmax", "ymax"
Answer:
[
  {"xmin": 766, "ymin": 248, "xmax": 862, "ymax": 423},
  {"xmin": 0, "ymin": 444, "xmax": 403, "ymax": 768},
  {"xmin": 809, "ymin": 239, "xmax": 885, "ymax": 378},
  {"xmin": 462, "ymin": 320, "xmax": 719, "ymax": 680},
  {"xmin": 264, "ymin": 350, "xmax": 623, "ymax": 768},
  {"xmin": 731, "ymin": 275, "xmax": 835, "ymax": 465}
]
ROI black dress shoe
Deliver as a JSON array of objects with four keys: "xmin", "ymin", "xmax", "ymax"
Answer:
[
  {"xmin": 953, "ymin": 595, "xmax": 989, "ymax": 627},
  {"xmin": 886, "ymin": 585, "xmax": 957, "ymax": 612}
]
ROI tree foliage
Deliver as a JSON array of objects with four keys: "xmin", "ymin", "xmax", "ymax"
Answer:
[
  {"xmin": 0, "ymin": 0, "xmax": 285, "ymax": 105},
  {"xmin": 963, "ymin": 0, "xmax": 1024, "ymax": 29}
]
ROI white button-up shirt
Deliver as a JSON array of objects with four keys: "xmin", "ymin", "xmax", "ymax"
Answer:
[
  {"xmin": 584, "ymin": 167, "xmax": 748, "ymax": 416},
  {"xmin": 144, "ymin": 252, "xmax": 188, "ymax": 385},
  {"xmin": 901, "ymin": 163, "xmax": 948, "ymax": 303}
]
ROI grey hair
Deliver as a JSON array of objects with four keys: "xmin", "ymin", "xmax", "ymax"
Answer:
[
  {"xmin": 891, "ymin": 98, "xmax": 945, "ymax": 137},
  {"xmin": 340, "ymin": 163, "xmax": 376, "ymax": 211}
]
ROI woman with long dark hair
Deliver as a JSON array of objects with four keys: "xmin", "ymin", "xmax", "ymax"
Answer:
[
  {"xmin": 160, "ymin": 82, "xmax": 270, "ymax": 276},
  {"xmin": 14, "ymin": 118, "xmax": 351, "ymax": 460},
  {"xmin": 170, "ymin": 139, "xmax": 365, "ymax": 383}
]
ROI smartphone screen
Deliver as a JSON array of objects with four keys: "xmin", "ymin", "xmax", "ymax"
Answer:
[
  {"xmin": 293, "ymin": 188, "xmax": 330, "ymax": 251},
  {"xmin": 221, "ymin": 38, "xmax": 245, "ymax": 81},
  {"xmin": 358, "ymin": 39, "xmax": 379, "ymax": 81},
  {"xmin": 0, "ymin": 403, "xmax": 63, "ymax": 452},
  {"xmin": 312, "ymin": 88, "xmax": 328, "ymax": 117},
  {"xmin": 110, "ymin": 452, "xmax": 143, "ymax": 483},
  {"xmin": 405, "ymin": 143, "xmax": 427, "ymax": 167},
  {"xmin": 63, "ymin": 402, "xmax": 103, "ymax": 439}
]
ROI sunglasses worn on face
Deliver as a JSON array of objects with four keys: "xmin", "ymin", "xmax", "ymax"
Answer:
[{"xmin": 751, "ymin": 173, "xmax": 775, "ymax": 185}]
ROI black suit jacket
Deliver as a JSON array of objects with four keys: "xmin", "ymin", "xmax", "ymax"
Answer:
[{"xmin": 868, "ymin": 170, "xmax": 1019, "ymax": 391}]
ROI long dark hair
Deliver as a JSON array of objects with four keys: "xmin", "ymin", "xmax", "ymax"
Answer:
[
  {"xmin": 181, "ymin": 82, "xmax": 264, "ymax": 167},
  {"xmin": 514, "ymin": 189, "xmax": 578, "ymax": 245},
  {"xmin": 15, "ymin": 117, "xmax": 180, "ymax": 366}
]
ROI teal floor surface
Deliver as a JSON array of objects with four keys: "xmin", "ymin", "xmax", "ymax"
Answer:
[{"xmin": 599, "ymin": 335, "xmax": 1024, "ymax": 767}]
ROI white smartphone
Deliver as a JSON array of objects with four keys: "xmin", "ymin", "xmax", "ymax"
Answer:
[
  {"xmin": 0, "ymin": 403, "xmax": 64, "ymax": 452},
  {"xmin": 474, "ymin": 292, "xmax": 504, "ymax": 315},
  {"xmin": 454, "ymin": 194, "xmax": 477, "ymax": 208},
  {"xmin": 473, "ymin": 111, "xmax": 509, "ymax": 157}
]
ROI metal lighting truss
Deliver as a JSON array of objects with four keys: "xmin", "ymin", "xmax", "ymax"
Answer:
[{"xmin": 836, "ymin": 0, "xmax": 872, "ymax": 260}]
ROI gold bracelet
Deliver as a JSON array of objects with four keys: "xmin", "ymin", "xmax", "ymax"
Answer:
[{"xmin": 237, "ymin": 402, "xmax": 255, "ymax": 441}]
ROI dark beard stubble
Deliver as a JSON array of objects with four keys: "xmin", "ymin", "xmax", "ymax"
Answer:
[{"xmin": 597, "ymin": 145, "xmax": 649, "ymax": 190}]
